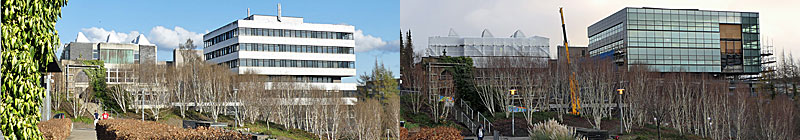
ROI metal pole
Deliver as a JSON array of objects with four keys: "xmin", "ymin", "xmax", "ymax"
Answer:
[
  {"xmin": 617, "ymin": 89, "xmax": 624, "ymax": 134},
  {"xmin": 142, "ymin": 89, "xmax": 145, "ymax": 121},
  {"xmin": 618, "ymin": 93, "xmax": 622, "ymax": 134},
  {"xmin": 509, "ymin": 89, "xmax": 515, "ymax": 136}
]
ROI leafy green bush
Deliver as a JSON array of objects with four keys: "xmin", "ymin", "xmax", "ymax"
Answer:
[{"xmin": 1, "ymin": 0, "xmax": 68, "ymax": 139}]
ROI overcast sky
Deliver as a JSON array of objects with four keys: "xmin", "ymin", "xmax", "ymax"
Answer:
[{"xmin": 401, "ymin": 0, "xmax": 800, "ymax": 60}]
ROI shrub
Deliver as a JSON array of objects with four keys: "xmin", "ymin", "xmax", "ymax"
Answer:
[
  {"xmin": 37, "ymin": 119, "xmax": 72, "ymax": 140},
  {"xmin": 400, "ymin": 127, "xmax": 409, "ymax": 140},
  {"xmin": 529, "ymin": 119, "xmax": 585, "ymax": 140},
  {"xmin": 96, "ymin": 119, "xmax": 251, "ymax": 140},
  {"xmin": 408, "ymin": 126, "xmax": 463, "ymax": 140}
]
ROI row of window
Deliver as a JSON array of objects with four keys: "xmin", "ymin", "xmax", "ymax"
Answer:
[
  {"xmin": 628, "ymin": 30, "xmax": 720, "ymax": 40},
  {"xmin": 628, "ymin": 25, "xmax": 719, "ymax": 32},
  {"xmin": 205, "ymin": 44, "xmax": 238, "ymax": 60},
  {"xmin": 629, "ymin": 42, "xmax": 721, "ymax": 49},
  {"xmin": 628, "ymin": 48, "xmax": 722, "ymax": 56},
  {"xmin": 627, "ymin": 13, "xmax": 744, "ymax": 24},
  {"xmin": 239, "ymin": 43, "xmax": 354, "ymax": 54},
  {"xmin": 204, "ymin": 28, "xmax": 239, "ymax": 48},
  {"xmin": 627, "ymin": 8, "xmax": 757, "ymax": 18},
  {"xmin": 205, "ymin": 43, "xmax": 356, "ymax": 60},
  {"xmin": 590, "ymin": 40, "xmax": 623, "ymax": 56},
  {"xmin": 236, "ymin": 59, "xmax": 354, "ymax": 69},
  {"xmin": 589, "ymin": 23, "xmax": 623, "ymax": 45},
  {"xmin": 629, "ymin": 54, "xmax": 721, "ymax": 60},
  {"xmin": 628, "ymin": 20, "xmax": 721, "ymax": 27},
  {"xmin": 629, "ymin": 59, "xmax": 721, "ymax": 65},
  {"xmin": 289, "ymin": 76, "xmax": 337, "ymax": 83},
  {"xmin": 631, "ymin": 64, "xmax": 722, "ymax": 73},
  {"xmin": 239, "ymin": 27, "xmax": 353, "ymax": 40},
  {"xmin": 94, "ymin": 49, "xmax": 139, "ymax": 64}
]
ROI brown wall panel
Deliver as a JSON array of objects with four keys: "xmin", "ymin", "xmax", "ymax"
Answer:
[{"xmin": 719, "ymin": 24, "xmax": 742, "ymax": 39}]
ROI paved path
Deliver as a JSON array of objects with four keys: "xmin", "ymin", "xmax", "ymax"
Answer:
[
  {"xmin": 67, "ymin": 128, "xmax": 97, "ymax": 140},
  {"xmin": 463, "ymin": 136, "xmax": 530, "ymax": 140}
]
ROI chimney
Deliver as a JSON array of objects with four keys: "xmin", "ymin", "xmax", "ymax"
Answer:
[
  {"xmin": 247, "ymin": 8, "xmax": 250, "ymax": 16},
  {"xmin": 277, "ymin": 3, "xmax": 282, "ymax": 22}
]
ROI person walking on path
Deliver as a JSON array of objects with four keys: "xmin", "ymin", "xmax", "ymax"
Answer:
[{"xmin": 477, "ymin": 125, "xmax": 485, "ymax": 140}]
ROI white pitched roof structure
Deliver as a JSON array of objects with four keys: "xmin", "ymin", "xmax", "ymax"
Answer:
[
  {"xmin": 480, "ymin": 29, "xmax": 493, "ymax": 37},
  {"xmin": 511, "ymin": 30, "xmax": 526, "ymax": 38},
  {"xmin": 131, "ymin": 34, "xmax": 152, "ymax": 45},
  {"xmin": 75, "ymin": 32, "xmax": 90, "ymax": 43},
  {"xmin": 105, "ymin": 34, "xmax": 120, "ymax": 43},
  {"xmin": 448, "ymin": 28, "xmax": 459, "ymax": 37},
  {"xmin": 428, "ymin": 29, "xmax": 551, "ymax": 68}
]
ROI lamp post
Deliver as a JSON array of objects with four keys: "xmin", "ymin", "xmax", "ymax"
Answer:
[
  {"xmin": 617, "ymin": 89, "xmax": 624, "ymax": 134},
  {"xmin": 141, "ymin": 89, "xmax": 145, "ymax": 121},
  {"xmin": 509, "ymin": 89, "xmax": 516, "ymax": 136},
  {"xmin": 233, "ymin": 88, "xmax": 240, "ymax": 127},
  {"xmin": 707, "ymin": 117, "xmax": 712, "ymax": 137}
]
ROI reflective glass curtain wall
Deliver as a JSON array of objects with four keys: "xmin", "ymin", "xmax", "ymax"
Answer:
[{"xmin": 589, "ymin": 7, "xmax": 759, "ymax": 73}]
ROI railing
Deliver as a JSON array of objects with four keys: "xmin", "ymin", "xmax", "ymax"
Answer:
[
  {"xmin": 413, "ymin": 89, "xmax": 494, "ymax": 135},
  {"xmin": 458, "ymin": 99, "xmax": 493, "ymax": 134}
]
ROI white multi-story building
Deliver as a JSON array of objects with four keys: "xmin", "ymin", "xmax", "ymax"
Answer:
[
  {"xmin": 203, "ymin": 6, "xmax": 356, "ymax": 91},
  {"xmin": 428, "ymin": 29, "xmax": 550, "ymax": 68}
]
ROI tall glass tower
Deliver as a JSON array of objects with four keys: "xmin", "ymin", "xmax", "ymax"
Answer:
[{"xmin": 588, "ymin": 7, "xmax": 760, "ymax": 74}]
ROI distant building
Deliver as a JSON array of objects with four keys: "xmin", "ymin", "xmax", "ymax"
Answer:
[
  {"xmin": 589, "ymin": 7, "xmax": 763, "ymax": 74},
  {"xmin": 428, "ymin": 29, "xmax": 550, "ymax": 68},
  {"xmin": 203, "ymin": 4, "xmax": 356, "ymax": 91},
  {"xmin": 61, "ymin": 32, "xmax": 157, "ymax": 84},
  {"xmin": 557, "ymin": 45, "xmax": 589, "ymax": 61}
]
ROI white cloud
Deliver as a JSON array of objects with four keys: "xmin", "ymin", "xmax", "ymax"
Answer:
[
  {"xmin": 81, "ymin": 27, "xmax": 140, "ymax": 43},
  {"xmin": 355, "ymin": 29, "xmax": 399, "ymax": 52},
  {"xmin": 79, "ymin": 26, "xmax": 203, "ymax": 51},
  {"xmin": 148, "ymin": 26, "xmax": 203, "ymax": 50}
]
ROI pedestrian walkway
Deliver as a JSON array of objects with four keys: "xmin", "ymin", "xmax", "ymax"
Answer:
[
  {"xmin": 67, "ymin": 128, "xmax": 97, "ymax": 140},
  {"xmin": 463, "ymin": 136, "xmax": 530, "ymax": 140}
]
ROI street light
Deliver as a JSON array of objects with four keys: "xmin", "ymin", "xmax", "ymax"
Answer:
[
  {"xmin": 617, "ymin": 89, "xmax": 624, "ymax": 134},
  {"xmin": 509, "ymin": 89, "xmax": 516, "ymax": 136}
]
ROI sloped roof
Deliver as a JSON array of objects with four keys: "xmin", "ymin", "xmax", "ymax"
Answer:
[
  {"xmin": 480, "ymin": 29, "xmax": 493, "ymax": 38},
  {"xmin": 105, "ymin": 34, "xmax": 120, "ymax": 43},
  {"xmin": 511, "ymin": 30, "xmax": 526, "ymax": 38},
  {"xmin": 448, "ymin": 28, "xmax": 459, "ymax": 37},
  {"xmin": 75, "ymin": 32, "xmax": 90, "ymax": 42},
  {"xmin": 131, "ymin": 34, "xmax": 152, "ymax": 45}
]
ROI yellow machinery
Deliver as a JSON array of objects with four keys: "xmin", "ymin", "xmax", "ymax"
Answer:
[{"xmin": 559, "ymin": 7, "xmax": 581, "ymax": 115}]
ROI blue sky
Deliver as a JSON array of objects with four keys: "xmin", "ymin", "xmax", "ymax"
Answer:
[{"xmin": 56, "ymin": 0, "xmax": 400, "ymax": 83}]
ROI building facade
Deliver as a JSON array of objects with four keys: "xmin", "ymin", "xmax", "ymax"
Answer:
[
  {"xmin": 428, "ymin": 29, "xmax": 550, "ymax": 68},
  {"xmin": 202, "ymin": 11, "xmax": 356, "ymax": 91},
  {"xmin": 557, "ymin": 45, "xmax": 589, "ymax": 60},
  {"xmin": 61, "ymin": 32, "xmax": 157, "ymax": 84},
  {"xmin": 589, "ymin": 7, "xmax": 760, "ymax": 74}
]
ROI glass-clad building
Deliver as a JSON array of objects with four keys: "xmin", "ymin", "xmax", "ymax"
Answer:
[{"xmin": 588, "ymin": 7, "xmax": 760, "ymax": 74}]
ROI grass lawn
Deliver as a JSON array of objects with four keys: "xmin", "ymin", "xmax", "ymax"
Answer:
[{"xmin": 240, "ymin": 121, "xmax": 318, "ymax": 140}]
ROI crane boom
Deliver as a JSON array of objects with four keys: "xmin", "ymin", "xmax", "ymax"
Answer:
[{"xmin": 560, "ymin": 7, "xmax": 581, "ymax": 115}]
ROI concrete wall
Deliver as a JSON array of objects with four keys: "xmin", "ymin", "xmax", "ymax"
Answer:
[
  {"xmin": 66, "ymin": 42, "xmax": 96, "ymax": 60},
  {"xmin": 139, "ymin": 45, "xmax": 157, "ymax": 64}
]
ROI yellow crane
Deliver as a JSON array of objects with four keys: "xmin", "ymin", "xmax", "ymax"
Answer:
[{"xmin": 560, "ymin": 7, "xmax": 581, "ymax": 115}]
